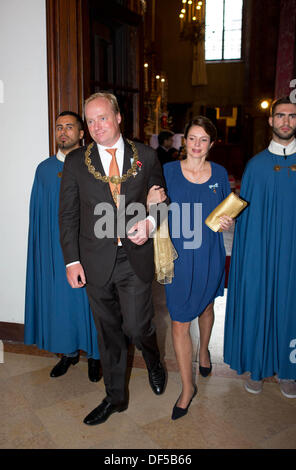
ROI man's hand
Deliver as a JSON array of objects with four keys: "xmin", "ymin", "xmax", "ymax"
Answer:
[
  {"xmin": 128, "ymin": 219, "xmax": 153, "ymax": 245},
  {"xmin": 66, "ymin": 263, "xmax": 86, "ymax": 288}
]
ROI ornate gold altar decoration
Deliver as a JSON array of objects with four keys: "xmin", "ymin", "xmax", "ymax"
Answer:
[
  {"xmin": 143, "ymin": 0, "xmax": 172, "ymax": 142},
  {"xmin": 179, "ymin": 0, "xmax": 207, "ymax": 86},
  {"xmin": 127, "ymin": 0, "xmax": 146, "ymax": 15}
]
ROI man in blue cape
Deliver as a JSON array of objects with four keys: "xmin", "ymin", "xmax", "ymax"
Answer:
[
  {"xmin": 224, "ymin": 97, "xmax": 296, "ymax": 399},
  {"xmin": 24, "ymin": 111, "xmax": 101, "ymax": 382}
]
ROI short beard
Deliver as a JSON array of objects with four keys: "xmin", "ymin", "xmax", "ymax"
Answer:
[
  {"xmin": 58, "ymin": 141, "xmax": 78, "ymax": 151},
  {"xmin": 272, "ymin": 127, "xmax": 295, "ymax": 141}
]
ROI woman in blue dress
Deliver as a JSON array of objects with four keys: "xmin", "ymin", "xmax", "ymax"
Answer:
[{"xmin": 162, "ymin": 117, "xmax": 233, "ymax": 419}]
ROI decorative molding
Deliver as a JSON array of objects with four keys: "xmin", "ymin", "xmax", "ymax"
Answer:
[{"xmin": 46, "ymin": 0, "xmax": 87, "ymax": 155}]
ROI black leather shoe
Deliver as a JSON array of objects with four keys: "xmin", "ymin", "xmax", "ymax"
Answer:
[
  {"xmin": 83, "ymin": 399, "xmax": 128, "ymax": 426},
  {"xmin": 171, "ymin": 385, "xmax": 198, "ymax": 420},
  {"xmin": 199, "ymin": 349, "xmax": 212, "ymax": 377},
  {"xmin": 148, "ymin": 362, "xmax": 166, "ymax": 395},
  {"xmin": 50, "ymin": 354, "xmax": 79, "ymax": 378},
  {"xmin": 88, "ymin": 358, "xmax": 102, "ymax": 382}
]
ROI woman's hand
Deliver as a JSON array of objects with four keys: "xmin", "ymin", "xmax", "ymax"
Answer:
[
  {"xmin": 147, "ymin": 185, "xmax": 166, "ymax": 208},
  {"xmin": 219, "ymin": 215, "xmax": 234, "ymax": 231}
]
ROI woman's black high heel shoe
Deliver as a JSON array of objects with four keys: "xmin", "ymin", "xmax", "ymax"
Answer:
[
  {"xmin": 171, "ymin": 385, "xmax": 198, "ymax": 420},
  {"xmin": 199, "ymin": 349, "xmax": 212, "ymax": 377}
]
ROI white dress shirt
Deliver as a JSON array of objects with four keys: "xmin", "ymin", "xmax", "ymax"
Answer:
[{"xmin": 97, "ymin": 135, "xmax": 125, "ymax": 176}]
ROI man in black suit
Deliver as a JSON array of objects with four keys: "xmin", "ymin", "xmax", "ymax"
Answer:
[
  {"xmin": 156, "ymin": 130, "xmax": 178, "ymax": 166},
  {"xmin": 59, "ymin": 92, "xmax": 167, "ymax": 425}
]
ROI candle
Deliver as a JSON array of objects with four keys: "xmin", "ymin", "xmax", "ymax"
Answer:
[
  {"xmin": 161, "ymin": 78, "xmax": 166, "ymax": 101},
  {"xmin": 144, "ymin": 63, "xmax": 148, "ymax": 93}
]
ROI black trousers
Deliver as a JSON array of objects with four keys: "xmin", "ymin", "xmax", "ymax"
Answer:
[{"xmin": 86, "ymin": 247, "xmax": 160, "ymax": 404}]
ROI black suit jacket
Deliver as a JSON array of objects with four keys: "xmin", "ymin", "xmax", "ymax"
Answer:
[
  {"xmin": 156, "ymin": 146, "xmax": 177, "ymax": 166},
  {"xmin": 59, "ymin": 139, "xmax": 167, "ymax": 286}
]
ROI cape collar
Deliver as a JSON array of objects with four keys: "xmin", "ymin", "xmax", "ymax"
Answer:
[
  {"xmin": 56, "ymin": 149, "xmax": 66, "ymax": 162},
  {"xmin": 268, "ymin": 138, "xmax": 296, "ymax": 156}
]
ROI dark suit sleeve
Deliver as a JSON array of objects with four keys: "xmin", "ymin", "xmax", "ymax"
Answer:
[
  {"xmin": 58, "ymin": 152, "xmax": 81, "ymax": 265},
  {"xmin": 146, "ymin": 147, "xmax": 169, "ymax": 227},
  {"xmin": 147, "ymin": 148, "xmax": 167, "ymax": 191}
]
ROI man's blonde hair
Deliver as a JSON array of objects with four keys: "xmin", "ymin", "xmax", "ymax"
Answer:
[{"xmin": 84, "ymin": 92, "xmax": 120, "ymax": 115}]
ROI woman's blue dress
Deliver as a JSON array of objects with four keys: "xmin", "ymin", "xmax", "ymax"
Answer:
[{"xmin": 164, "ymin": 161, "xmax": 230, "ymax": 322}]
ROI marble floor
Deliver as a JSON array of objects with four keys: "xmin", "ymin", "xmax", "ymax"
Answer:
[{"xmin": 1, "ymin": 279, "xmax": 296, "ymax": 451}]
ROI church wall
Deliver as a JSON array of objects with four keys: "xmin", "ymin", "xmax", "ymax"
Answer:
[{"xmin": 0, "ymin": 0, "xmax": 49, "ymax": 326}]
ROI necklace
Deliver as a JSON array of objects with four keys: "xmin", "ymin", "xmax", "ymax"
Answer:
[
  {"xmin": 84, "ymin": 139, "xmax": 139, "ymax": 184},
  {"xmin": 182, "ymin": 160, "xmax": 208, "ymax": 184}
]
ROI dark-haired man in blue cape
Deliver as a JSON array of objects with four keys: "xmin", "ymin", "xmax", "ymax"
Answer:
[
  {"xmin": 24, "ymin": 111, "xmax": 101, "ymax": 382},
  {"xmin": 224, "ymin": 98, "xmax": 296, "ymax": 399}
]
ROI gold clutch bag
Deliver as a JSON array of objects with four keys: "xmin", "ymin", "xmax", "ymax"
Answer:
[{"xmin": 205, "ymin": 192, "xmax": 248, "ymax": 232}]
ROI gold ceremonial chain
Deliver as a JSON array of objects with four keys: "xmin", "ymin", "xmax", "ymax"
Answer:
[{"xmin": 84, "ymin": 139, "xmax": 139, "ymax": 185}]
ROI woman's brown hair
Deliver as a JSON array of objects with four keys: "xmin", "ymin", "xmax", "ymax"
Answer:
[{"xmin": 184, "ymin": 116, "xmax": 217, "ymax": 143}]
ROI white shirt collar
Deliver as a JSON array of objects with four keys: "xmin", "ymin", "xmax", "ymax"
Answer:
[
  {"xmin": 56, "ymin": 149, "xmax": 66, "ymax": 162},
  {"xmin": 268, "ymin": 138, "xmax": 296, "ymax": 156},
  {"xmin": 96, "ymin": 135, "xmax": 125, "ymax": 176},
  {"xmin": 97, "ymin": 134, "xmax": 124, "ymax": 154}
]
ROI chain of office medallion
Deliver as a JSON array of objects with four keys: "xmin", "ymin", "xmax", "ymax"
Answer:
[{"xmin": 84, "ymin": 139, "xmax": 139, "ymax": 184}]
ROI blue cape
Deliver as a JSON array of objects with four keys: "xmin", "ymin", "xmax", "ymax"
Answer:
[
  {"xmin": 24, "ymin": 156, "xmax": 100, "ymax": 358},
  {"xmin": 224, "ymin": 149, "xmax": 296, "ymax": 380}
]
